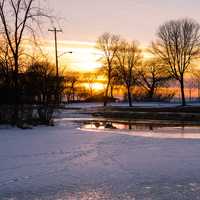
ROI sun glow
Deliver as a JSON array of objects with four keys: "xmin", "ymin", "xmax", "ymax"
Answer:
[
  {"xmin": 41, "ymin": 40, "xmax": 103, "ymax": 72},
  {"xmin": 83, "ymin": 82, "xmax": 105, "ymax": 91},
  {"xmin": 40, "ymin": 40, "xmax": 153, "ymax": 73}
]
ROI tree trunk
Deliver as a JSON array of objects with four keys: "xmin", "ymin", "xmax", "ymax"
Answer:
[
  {"xmin": 104, "ymin": 82, "xmax": 109, "ymax": 107},
  {"xmin": 180, "ymin": 77, "xmax": 186, "ymax": 106},
  {"xmin": 104, "ymin": 74, "xmax": 111, "ymax": 107},
  {"xmin": 110, "ymin": 85, "xmax": 114, "ymax": 98},
  {"xmin": 148, "ymin": 87, "xmax": 154, "ymax": 100},
  {"xmin": 71, "ymin": 83, "xmax": 75, "ymax": 102},
  {"xmin": 13, "ymin": 55, "xmax": 19, "ymax": 124},
  {"xmin": 104, "ymin": 66, "xmax": 112, "ymax": 107},
  {"xmin": 90, "ymin": 88, "xmax": 93, "ymax": 97},
  {"xmin": 127, "ymin": 86, "xmax": 132, "ymax": 107},
  {"xmin": 72, "ymin": 89, "xmax": 75, "ymax": 102}
]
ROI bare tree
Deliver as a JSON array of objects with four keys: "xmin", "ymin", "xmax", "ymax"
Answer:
[
  {"xmin": 82, "ymin": 72, "xmax": 98, "ymax": 97},
  {"xmin": 152, "ymin": 18, "xmax": 200, "ymax": 106},
  {"xmin": 27, "ymin": 61, "xmax": 56, "ymax": 104},
  {"xmin": 26, "ymin": 60, "xmax": 64, "ymax": 124},
  {"xmin": 0, "ymin": 41, "xmax": 12, "ymax": 86},
  {"xmin": 137, "ymin": 58, "xmax": 170, "ymax": 99},
  {"xmin": 115, "ymin": 40, "xmax": 142, "ymax": 107},
  {"xmin": 192, "ymin": 69, "xmax": 200, "ymax": 99},
  {"xmin": 65, "ymin": 72, "xmax": 80, "ymax": 103},
  {"xmin": 0, "ymin": 0, "xmax": 50, "ymax": 123},
  {"xmin": 96, "ymin": 32, "xmax": 120, "ymax": 106}
]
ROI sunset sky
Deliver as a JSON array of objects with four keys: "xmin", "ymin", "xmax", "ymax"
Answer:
[
  {"xmin": 41, "ymin": 40, "xmax": 102, "ymax": 72},
  {"xmin": 43, "ymin": 0, "xmax": 200, "ymax": 71}
]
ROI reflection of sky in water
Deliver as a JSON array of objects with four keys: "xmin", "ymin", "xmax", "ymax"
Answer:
[{"xmin": 81, "ymin": 121, "xmax": 200, "ymax": 139}]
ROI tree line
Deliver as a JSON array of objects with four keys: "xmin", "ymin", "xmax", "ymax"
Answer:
[{"xmin": 97, "ymin": 18, "xmax": 200, "ymax": 107}]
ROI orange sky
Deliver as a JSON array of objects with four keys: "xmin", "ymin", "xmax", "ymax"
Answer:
[
  {"xmin": 40, "ymin": 39, "xmax": 150, "ymax": 72},
  {"xmin": 41, "ymin": 40, "xmax": 103, "ymax": 72},
  {"xmin": 35, "ymin": 0, "xmax": 200, "ymax": 72}
]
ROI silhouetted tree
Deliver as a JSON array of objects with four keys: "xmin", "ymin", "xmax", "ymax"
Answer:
[
  {"xmin": 152, "ymin": 18, "xmax": 200, "ymax": 106},
  {"xmin": 192, "ymin": 69, "xmax": 200, "ymax": 99},
  {"xmin": 115, "ymin": 40, "xmax": 142, "ymax": 107},
  {"xmin": 82, "ymin": 72, "xmax": 98, "ymax": 97},
  {"xmin": 0, "ymin": 0, "xmax": 50, "ymax": 123},
  {"xmin": 0, "ymin": 42, "xmax": 13, "ymax": 104},
  {"xmin": 26, "ymin": 61, "xmax": 64, "ymax": 124},
  {"xmin": 96, "ymin": 32, "xmax": 120, "ymax": 106},
  {"xmin": 65, "ymin": 72, "xmax": 80, "ymax": 103},
  {"xmin": 137, "ymin": 58, "xmax": 170, "ymax": 99}
]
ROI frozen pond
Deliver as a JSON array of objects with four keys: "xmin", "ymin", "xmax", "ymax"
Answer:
[{"xmin": 1, "ymin": 118, "xmax": 200, "ymax": 200}]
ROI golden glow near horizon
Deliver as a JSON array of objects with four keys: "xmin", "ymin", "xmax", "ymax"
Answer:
[
  {"xmin": 39, "ymin": 40, "xmax": 151, "ymax": 91},
  {"xmin": 24, "ymin": 39, "xmax": 200, "ymax": 94},
  {"xmin": 83, "ymin": 82, "xmax": 106, "ymax": 91},
  {"xmin": 41, "ymin": 39, "xmax": 151, "ymax": 73},
  {"xmin": 41, "ymin": 40, "xmax": 103, "ymax": 72}
]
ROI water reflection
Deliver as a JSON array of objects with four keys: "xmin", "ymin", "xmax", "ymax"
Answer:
[
  {"xmin": 81, "ymin": 121, "xmax": 200, "ymax": 139},
  {"xmin": 83, "ymin": 121, "xmax": 157, "ymax": 131}
]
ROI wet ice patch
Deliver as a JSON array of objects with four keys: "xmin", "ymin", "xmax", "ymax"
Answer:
[{"xmin": 80, "ymin": 120, "xmax": 200, "ymax": 139}]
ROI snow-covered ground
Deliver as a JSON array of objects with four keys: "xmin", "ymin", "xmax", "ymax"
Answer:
[{"xmin": 1, "ymin": 109, "xmax": 200, "ymax": 199}]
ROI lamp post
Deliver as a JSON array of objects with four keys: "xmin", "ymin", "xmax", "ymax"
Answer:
[
  {"xmin": 48, "ymin": 27, "xmax": 62, "ymax": 78},
  {"xmin": 48, "ymin": 28, "xmax": 73, "ymax": 104},
  {"xmin": 48, "ymin": 27, "xmax": 63, "ymax": 104}
]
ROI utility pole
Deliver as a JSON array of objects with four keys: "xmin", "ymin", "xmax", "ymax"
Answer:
[
  {"xmin": 48, "ymin": 27, "xmax": 62, "ymax": 104},
  {"xmin": 48, "ymin": 27, "xmax": 62, "ymax": 77}
]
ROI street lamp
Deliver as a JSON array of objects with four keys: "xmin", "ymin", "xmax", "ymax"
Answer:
[
  {"xmin": 58, "ymin": 51, "xmax": 73, "ymax": 58},
  {"xmin": 48, "ymin": 27, "xmax": 73, "ymax": 104}
]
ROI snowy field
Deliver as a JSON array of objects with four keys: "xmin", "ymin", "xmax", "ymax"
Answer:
[{"xmin": 1, "ymin": 107, "xmax": 200, "ymax": 200}]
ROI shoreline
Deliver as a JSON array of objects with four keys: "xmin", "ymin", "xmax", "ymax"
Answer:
[{"xmin": 85, "ymin": 105, "xmax": 200, "ymax": 123}]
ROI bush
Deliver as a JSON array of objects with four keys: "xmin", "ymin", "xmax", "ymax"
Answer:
[{"xmin": 37, "ymin": 105, "xmax": 54, "ymax": 125}]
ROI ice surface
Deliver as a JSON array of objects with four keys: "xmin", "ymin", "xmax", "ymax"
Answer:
[{"xmin": 1, "ymin": 106, "xmax": 200, "ymax": 199}]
